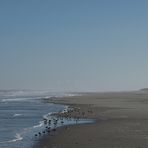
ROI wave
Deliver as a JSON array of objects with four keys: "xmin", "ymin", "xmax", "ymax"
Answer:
[
  {"xmin": 43, "ymin": 112, "xmax": 53, "ymax": 120},
  {"xmin": 0, "ymin": 90, "xmax": 70, "ymax": 99},
  {"xmin": 64, "ymin": 93, "xmax": 80, "ymax": 97},
  {"xmin": 41, "ymin": 93, "xmax": 80, "ymax": 101},
  {"xmin": 33, "ymin": 121, "xmax": 44, "ymax": 128},
  {"xmin": 1, "ymin": 97, "xmax": 37, "ymax": 102},
  {"xmin": 0, "ymin": 133, "xmax": 23, "ymax": 144},
  {"xmin": 13, "ymin": 114, "xmax": 23, "ymax": 117},
  {"xmin": 33, "ymin": 106, "xmax": 69, "ymax": 129},
  {"xmin": 33, "ymin": 112, "xmax": 55, "ymax": 128},
  {"xmin": 0, "ymin": 90, "xmax": 80, "ymax": 103}
]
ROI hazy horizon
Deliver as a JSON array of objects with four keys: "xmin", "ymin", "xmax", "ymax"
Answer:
[{"xmin": 0, "ymin": 0, "xmax": 148, "ymax": 92}]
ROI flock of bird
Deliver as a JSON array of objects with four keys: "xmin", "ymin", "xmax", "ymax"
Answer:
[
  {"xmin": 34, "ymin": 106, "xmax": 93, "ymax": 137},
  {"xmin": 34, "ymin": 117, "xmax": 60, "ymax": 137}
]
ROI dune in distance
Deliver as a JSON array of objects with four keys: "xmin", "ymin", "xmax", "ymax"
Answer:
[{"xmin": 140, "ymin": 88, "xmax": 148, "ymax": 91}]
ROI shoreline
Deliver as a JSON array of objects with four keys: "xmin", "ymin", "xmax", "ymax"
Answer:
[
  {"xmin": 35, "ymin": 91, "xmax": 148, "ymax": 148},
  {"xmin": 34, "ymin": 103, "xmax": 100, "ymax": 148}
]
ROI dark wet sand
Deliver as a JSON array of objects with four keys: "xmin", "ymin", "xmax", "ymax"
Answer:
[{"xmin": 35, "ymin": 91, "xmax": 148, "ymax": 148}]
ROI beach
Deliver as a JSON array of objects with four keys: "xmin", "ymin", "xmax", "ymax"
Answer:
[{"xmin": 35, "ymin": 91, "xmax": 148, "ymax": 148}]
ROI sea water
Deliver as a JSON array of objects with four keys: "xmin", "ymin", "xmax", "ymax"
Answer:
[{"xmin": 0, "ymin": 90, "xmax": 93, "ymax": 148}]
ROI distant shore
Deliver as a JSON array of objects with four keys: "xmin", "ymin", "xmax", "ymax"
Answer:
[{"xmin": 35, "ymin": 91, "xmax": 148, "ymax": 148}]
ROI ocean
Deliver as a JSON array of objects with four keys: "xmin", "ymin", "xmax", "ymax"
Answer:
[{"xmin": 0, "ymin": 90, "xmax": 92, "ymax": 148}]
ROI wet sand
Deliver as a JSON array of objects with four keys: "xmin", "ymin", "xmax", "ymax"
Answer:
[{"xmin": 35, "ymin": 91, "xmax": 148, "ymax": 148}]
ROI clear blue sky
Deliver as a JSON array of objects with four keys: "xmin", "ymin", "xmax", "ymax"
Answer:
[{"xmin": 0, "ymin": 0, "xmax": 148, "ymax": 92}]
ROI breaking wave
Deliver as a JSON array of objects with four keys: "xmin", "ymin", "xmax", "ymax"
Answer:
[{"xmin": 0, "ymin": 133, "xmax": 23, "ymax": 144}]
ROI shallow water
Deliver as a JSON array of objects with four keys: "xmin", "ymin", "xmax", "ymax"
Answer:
[{"xmin": 0, "ymin": 90, "xmax": 93, "ymax": 148}]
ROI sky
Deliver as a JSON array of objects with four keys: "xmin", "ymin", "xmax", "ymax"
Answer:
[{"xmin": 0, "ymin": 0, "xmax": 148, "ymax": 92}]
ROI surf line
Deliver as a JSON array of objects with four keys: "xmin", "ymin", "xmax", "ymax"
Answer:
[{"xmin": 0, "ymin": 134, "xmax": 23, "ymax": 144}]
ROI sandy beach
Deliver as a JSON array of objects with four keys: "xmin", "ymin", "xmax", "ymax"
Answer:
[{"xmin": 35, "ymin": 91, "xmax": 148, "ymax": 148}]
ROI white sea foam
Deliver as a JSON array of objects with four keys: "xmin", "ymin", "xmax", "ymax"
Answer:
[
  {"xmin": 64, "ymin": 94, "xmax": 78, "ymax": 97},
  {"xmin": 0, "ymin": 90, "xmax": 59, "ymax": 100},
  {"xmin": 13, "ymin": 133, "xmax": 23, "ymax": 142},
  {"xmin": 0, "ymin": 133, "xmax": 23, "ymax": 144},
  {"xmin": 33, "ymin": 121, "xmax": 44, "ymax": 128},
  {"xmin": 1, "ymin": 97, "xmax": 36, "ymax": 102},
  {"xmin": 33, "ymin": 112, "xmax": 55, "ymax": 128},
  {"xmin": 13, "ymin": 114, "xmax": 23, "ymax": 117},
  {"xmin": 43, "ymin": 112, "xmax": 53, "ymax": 119},
  {"xmin": 33, "ymin": 107, "xmax": 69, "ymax": 129},
  {"xmin": 42, "ymin": 93, "xmax": 80, "ymax": 100}
]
